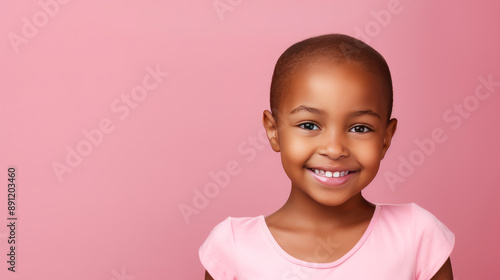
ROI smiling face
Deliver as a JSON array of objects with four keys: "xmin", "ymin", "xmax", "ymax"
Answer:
[{"xmin": 263, "ymin": 61, "xmax": 397, "ymax": 207}]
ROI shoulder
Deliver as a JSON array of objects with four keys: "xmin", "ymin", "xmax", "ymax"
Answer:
[
  {"xmin": 208, "ymin": 216, "xmax": 262, "ymax": 234},
  {"xmin": 374, "ymin": 202, "xmax": 415, "ymax": 225},
  {"xmin": 406, "ymin": 203, "xmax": 455, "ymax": 250},
  {"xmin": 375, "ymin": 201, "xmax": 454, "ymax": 234},
  {"xmin": 200, "ymin": 216, "xmax": 261, "ymax": 248},
  {"xmin": 374, "ymin": 202, "xmax": 455, "ymax": 241},
  {"xmin": 376, "ymin": 202, "xmax": 414, "ymax": 215},
  {"xmin": 376, "ymin": 202, "xmax": 454, "ymax": 236},
  {"xmin": 198, "ymin": 216, "xmax": 262, "ymax": 279},
  {"xmin": 376, "ymin": 203, "xmax": 455, "ymax": 280},
  {"xmin": 375, "ymin": 202, "xmax": 444, "ymax": 223}
]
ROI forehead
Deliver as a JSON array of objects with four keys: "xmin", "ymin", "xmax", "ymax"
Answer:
[{"xmin": 279, "ymin": 61, "xmax": 389, "ymax": 119}]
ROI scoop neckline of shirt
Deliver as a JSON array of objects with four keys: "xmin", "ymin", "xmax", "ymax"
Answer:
[{"xmin": 258, "ymin": 203, "xmax": 381, "ymax": 268}]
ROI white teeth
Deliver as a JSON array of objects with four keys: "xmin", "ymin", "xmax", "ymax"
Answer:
[{"xmin": 311, "ymin": 169, "xmax": 350, "ymax": 178}]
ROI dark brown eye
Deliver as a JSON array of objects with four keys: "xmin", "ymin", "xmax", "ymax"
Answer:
[
  {"xmin": 349, "ymin": 125, "xmax": 371, "ymax": 133},
  {"xmin": 298, "ymin": 123, "xmax": 319, "ymax": 130}
]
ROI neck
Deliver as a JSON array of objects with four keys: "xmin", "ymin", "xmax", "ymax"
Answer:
[{"xmin": 277, "ymin": 187, "xmax": 375, "ymax": 229}]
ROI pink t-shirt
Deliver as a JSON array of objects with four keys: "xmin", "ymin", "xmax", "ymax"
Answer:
[{"xmin": 199, "ymin": 203, "xmax": 455, "ymax": 280}]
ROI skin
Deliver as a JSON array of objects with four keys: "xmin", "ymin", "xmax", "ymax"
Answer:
[
  {"xmin": 205, "ymin": 271, "xmax": 214, "ymax": 280},
  {"xmin": 204, "ymin": 61, "xmax": 453, "ymax": 279},
  {"xmin": 262, "ymin": 61, "xmax": 397, "ymax": 263}
]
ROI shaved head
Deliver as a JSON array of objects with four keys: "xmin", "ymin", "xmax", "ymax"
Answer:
[{"xmin": 270, "ymin": 34, "xmax": 393, "ymax": 123}]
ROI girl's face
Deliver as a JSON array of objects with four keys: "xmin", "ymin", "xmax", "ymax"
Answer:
[{"xmin": 263, "ymin": 61, "xmax": 397, "ymax": 207}]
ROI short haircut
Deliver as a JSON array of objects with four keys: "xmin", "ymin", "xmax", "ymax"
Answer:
[{"xmin": 269, "ymin": 34, "xmax": 393, "ymax": 123}]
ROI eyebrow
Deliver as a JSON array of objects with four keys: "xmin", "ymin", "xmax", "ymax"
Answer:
[
  {"xmin": 290, "ymin": 105, "xmax": 381, "ymax": 119},
  {"xmin": 290, "ymin": 105, "xmax": 325, "ymax": 115},
  {"xmin": 349, "ymin": 110, "xmax": 381, "ymax": 119}
]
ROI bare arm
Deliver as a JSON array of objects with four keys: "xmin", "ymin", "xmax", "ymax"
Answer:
[
  {"xmin": 430, "ymin": 258, "xmax": 453, "ymax": 280},
  {"xmin": 204, "ymin": 270, "xmax": 214, "ymax": 280}
]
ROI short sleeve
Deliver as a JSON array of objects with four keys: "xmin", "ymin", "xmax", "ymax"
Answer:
[
  {"xmin": 411, "ymin": 203, "xmax": 455, "ymax": 280},
  {"xmin": 199, "ymin": 217, "xmax": 237, "ymax": 280}
]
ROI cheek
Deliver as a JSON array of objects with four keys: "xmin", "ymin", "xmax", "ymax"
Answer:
[
  {"xmin": 280, "ymin": 132, "xmax": 312, "ymax": 168},
  {"xmin": 352, "ymin": 140, "xmax": 384, "ymax": 168}
]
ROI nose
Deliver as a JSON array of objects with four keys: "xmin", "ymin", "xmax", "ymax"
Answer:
[{"xmin": 317, "ymin": 130, "xmax": 349, "ymax": 160}]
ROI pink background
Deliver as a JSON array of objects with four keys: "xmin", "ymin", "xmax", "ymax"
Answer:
[{"xmin": 1, "ymin": 0, "xmax": 499, "ymax": 279}]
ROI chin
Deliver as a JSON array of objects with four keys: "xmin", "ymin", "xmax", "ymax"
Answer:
[{"xmin": 310, "ymin": 194, "xmax": 351, "ymax": 207}]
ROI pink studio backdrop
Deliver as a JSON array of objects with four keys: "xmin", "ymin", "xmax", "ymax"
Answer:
[{"xmin": 1, "ymin": 0, "xmax": 499, "ymax": 279}]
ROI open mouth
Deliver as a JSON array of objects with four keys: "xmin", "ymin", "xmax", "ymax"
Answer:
[
  {"xmin": 307, "ymin": 168, "xmax": 356, "ymax": 178},
  {"xmin": 306, "ymin": 167, "xmax": 356, "ymax": 187}
]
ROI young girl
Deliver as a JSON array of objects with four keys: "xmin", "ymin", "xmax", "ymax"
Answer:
[{"xmin": 199, "ymin": 34, "xmax": 455, "ymax": 280}]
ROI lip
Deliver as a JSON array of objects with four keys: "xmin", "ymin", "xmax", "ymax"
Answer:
[
  {"xmin": 306, "ymin": 167, "xmax": 355, "ymax": 187},
  {"xmin": 308, "ymin": 166, "xmax": 353, "ymax": 173}
]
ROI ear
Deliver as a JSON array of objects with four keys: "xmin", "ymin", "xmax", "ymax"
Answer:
[
  {"xmin": 262, "ymin": 110, "xmax": 281, "ymax": 152},
  {"xmin": 381, "ymin": 118, "xmax": 397, "ymax": 159}
]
